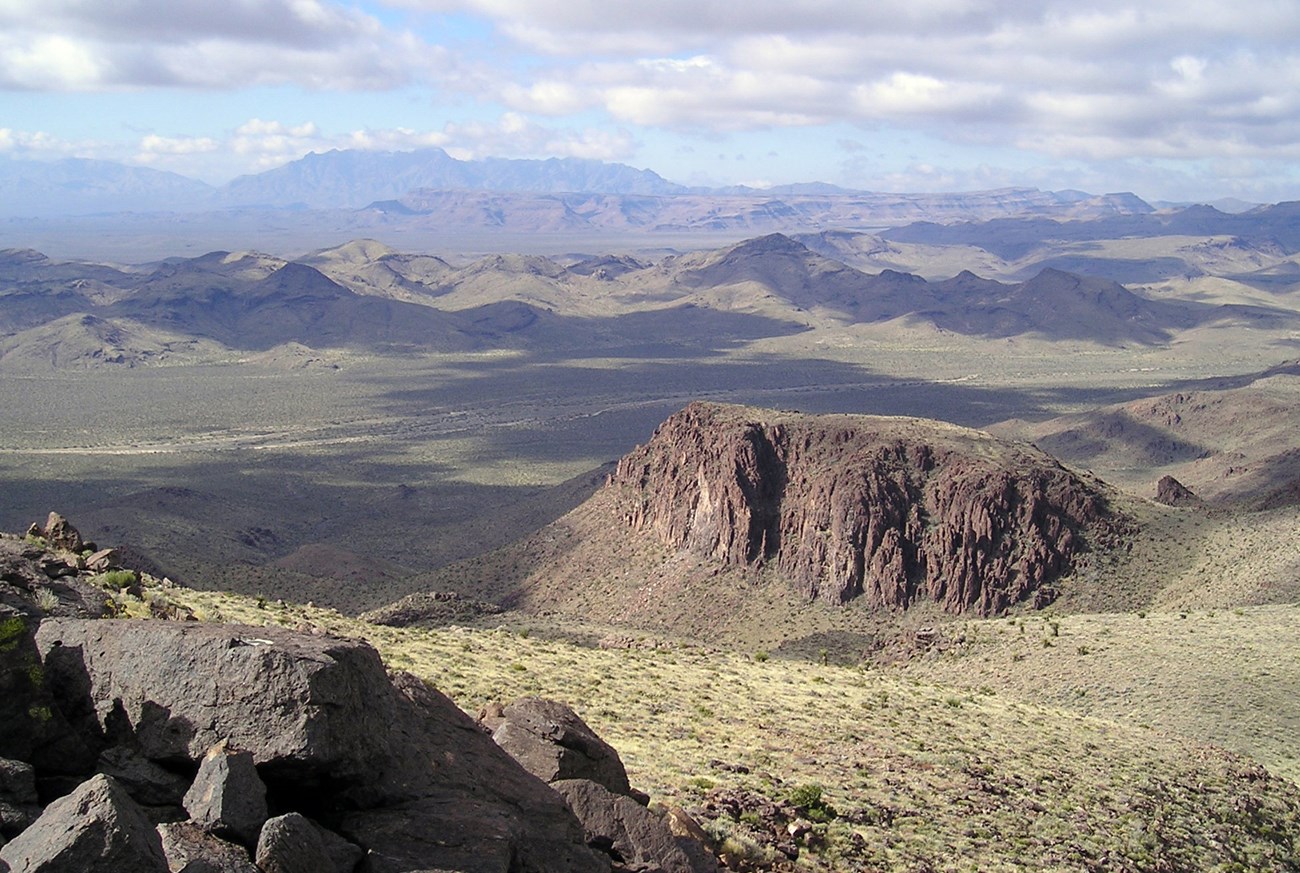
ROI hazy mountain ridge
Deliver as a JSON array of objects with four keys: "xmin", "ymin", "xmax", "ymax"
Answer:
[
  {"xmin": 882, "ymin": 201, "xmax": 1300, "ymax": 261},
  {"xmin": 0, "ymin": 156, "xmax": 216, "ymax": 217},
  {"xmin": 0, "ymin": 148, "xmax": 1159, "ymax": 228}
]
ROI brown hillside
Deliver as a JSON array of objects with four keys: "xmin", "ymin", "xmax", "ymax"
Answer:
[{"xmin": 409, "ymin": 403, "xmax": 1123, "ymax": 638}]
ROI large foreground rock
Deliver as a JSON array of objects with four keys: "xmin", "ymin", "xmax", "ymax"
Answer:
[
  {"xmin": 0, "ymin": 773, "xmax": 167, "ymax": 872},
  {"xmin": 156, "ymin": 821, "xmax": 259, "ymax": 873},
  {"xmin": 30, "ymin": 619, "xmax": 605, "ymax": 873}
]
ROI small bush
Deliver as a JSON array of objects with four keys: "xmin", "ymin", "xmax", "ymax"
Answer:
[
  {"xmin": 34, "ymin": 587, "xmax": 59, "ymax": 614},
  {"xmin": 788, "ymin": 783, "xmax": 836, "ymax": 822},
  {"xmin": 90, "ymin": 570, "xmax": 137, "ymax": 591}
]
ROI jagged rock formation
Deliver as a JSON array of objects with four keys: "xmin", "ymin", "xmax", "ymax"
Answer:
[
  {"xmin": 610, "ymin": 402, "xmax": 1116, "ymax": 615},
  {"xmin": 1154, "ymin": 475, "xmax": 1201, "ymax": 507}
]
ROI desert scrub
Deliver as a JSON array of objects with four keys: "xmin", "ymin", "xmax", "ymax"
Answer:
[
  {"xmin": 0, "ymin": 615, "xmax": 28, "ymax": 651},
  {"xmin": 90, "ymin": 569, "xmax": 137, "ymax": 590},
  {"xmin": 33, "ymin": 587, "xmax": 59, "ymax": 614},
  {"xmin": 789, "ymin": 783, "xmax": 836, "ymax": 823}
]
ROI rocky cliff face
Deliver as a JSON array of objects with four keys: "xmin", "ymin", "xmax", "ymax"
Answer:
[{"xmin": 611, "ymin": 403, "xmax": 1115, "ymax": 615}]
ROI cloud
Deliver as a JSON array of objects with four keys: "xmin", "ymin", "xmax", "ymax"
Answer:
[
  {"xmin": 0, "ymin": 127, "xmax": 91, "ymax": 156},
  {"xmin": 0, "ymin": 0, "xmax": 438, "ymax": 89},
  {"xmin": 437, "ymin": 112, "xmax": 636, "ymax": 161},
  {"xmin": 401, "ymin": 0, "xmax": 1300, "ymax": 167}
]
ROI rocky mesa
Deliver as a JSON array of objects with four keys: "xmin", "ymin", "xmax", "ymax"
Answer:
[{"xmin": 608, "ymin": 402, "xmax": 1117, "ymax": 616}]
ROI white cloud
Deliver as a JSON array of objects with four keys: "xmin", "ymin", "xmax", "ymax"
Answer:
[
  {"xmin": 137, "ymin": 134, "xmax": 219, "ymax": 156},
  {"xmin": 437, "ymin": 112, "xmax": 636, "ymax": 161},
  {"xmin": 0, "ymin": 127, "xmax": 89, "ymax": 155},
  {"xmin": 392, "ymin": 0, "xmax": 1300, "ymax": 171},
  {"xmin": 0, "ymin": 0, "xmax": 438, "ymax": 90}
]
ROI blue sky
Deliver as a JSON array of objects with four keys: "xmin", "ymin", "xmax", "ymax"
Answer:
[{"xmin": 1, "ymin": 0, "xmax": 1298, "ymax": 202}]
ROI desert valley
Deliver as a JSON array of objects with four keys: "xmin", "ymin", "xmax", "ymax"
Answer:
[{"xmin": 4, "ymin": 149, "xmax": 1300, "ymax": 871}]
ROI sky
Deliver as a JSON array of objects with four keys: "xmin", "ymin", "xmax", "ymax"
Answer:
[{"xmin": 1, "ymin": 0, "xmax": 1298, "ymax": 202}]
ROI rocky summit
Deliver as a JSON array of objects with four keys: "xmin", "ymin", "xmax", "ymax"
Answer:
[
  {"xmin": 0, "ymin": 520, "xmax": 715, "ymax": 872},
  {"xmin": 610, "ymin": 402, "xmax": 1118, "ymax": 615}
]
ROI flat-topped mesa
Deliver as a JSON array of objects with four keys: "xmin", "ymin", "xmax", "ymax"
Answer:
[{"xmin": 611, "ymin": 402, "xmax": 1116, "ymax": 615}]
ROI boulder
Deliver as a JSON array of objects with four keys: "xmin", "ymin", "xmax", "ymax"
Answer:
[
  {"xmin": 96, "ymin": 746, "xmax": 191, "ymax": 810},
  {"xmin": 182, "ymin": 743, "xmax": 268, "ymax": 847},
  {"xmin": 83, "ymin": 550, "xmax": 120, "ymax": 573},
  {"xmin": 0, "ymin": 610, "xmax": 89, "ymax": 775},
  {"xmin": 156, "ymin": 821, "xmax": 259, "ymax": 873},
  {"xmin": 0, "ymin": 758, "xmax": 40, "ymax": 839},
  {"xmin": 487, "ymin": 697, "xmax": 632, "ymax": 796},
  {"xmin": 0, "ymin": 773, "xmax": 168, "ymax": 872},
  {"xmin": 310, "ymin": 817, "xmax": 365, "ymax": 873},
  {"xmin": 31, "ymin": 620, "xmax": 605, "ymax": 873},
  {"xmin": 0, "ymin": 612, "xmax": 45, "ymax": 762},
  {"xmin": 254, "ymin": 813, "xmax": 332, "ymax": 873},
  {"xmin": 335, "ymin": 672, "xmax": 607, "ymax": 873},
  {"xmin": 40, "ymin": 513, "xmax": 85, "ymax": 553},
  {"xmin": 553, "ymin": 779, "xmax": 715, "ymax": 873}
]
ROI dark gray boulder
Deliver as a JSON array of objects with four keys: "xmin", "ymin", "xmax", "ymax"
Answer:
[
  {"xmin": 0, "ymin": 773, "xmax": 168, "ymax": 872},
  {"xmin": 311, "ymin": 817, "xmax": 365, "ymax": 873},
  {"xmin": 254, "ymin": 813, "xmax": 333, "ymax": 873},
  {"xmin": 31, "ymin": 620, "xmax": 605, "ymax": 873},
  {"xmin": 487, "ymin": 697, "xmax": 632, "ymax": 796},
  {"xmin": 335, "ymin": 672, "xmax": 608, "ymax": 873},
  {"xmin": 182, "ymin": 743, "xmax": 268, "ymax": 848},
  {"xmin": 0, "ymin": 612, "xmax": 46, "ymax": 763},
  {"xmin": 0, "ymin": 609, "xmax": 90, "ymax": 776},
  {"xmin": 156, "ymin": 821, "xmax": 259, "ymax": 873},
  {"xmin": 96, "ymin": 746, "xmax": 190, "ymax": 810},
  {"xmin": 0, "ymin": 758, "xmax": 40, "ymax": 839},
  {"xmin": 553, "ymin": 779, "xmax": 716, "ymax": 873}
]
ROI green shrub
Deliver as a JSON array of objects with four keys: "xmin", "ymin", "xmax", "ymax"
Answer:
[
  {"xmin": 90, "ymin": 569, "xmax": 137, "ymax": 590},
  {"xmin": 788, "ymin": 783, "xmax": 836, "ymax": 822}
]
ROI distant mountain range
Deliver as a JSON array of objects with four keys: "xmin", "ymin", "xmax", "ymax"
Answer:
[{"xmin": 0, "ymin": 148, "xmax": 1160, "ymax": 224}]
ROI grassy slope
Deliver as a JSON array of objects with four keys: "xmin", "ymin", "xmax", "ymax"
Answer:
[
  {"xmin": 161, "ymin": 584, "xmax": 1300, "ymax": 872},
  {"xmin": 890, "ymin": 604, "xmax": 1300, "ymax": 786}
]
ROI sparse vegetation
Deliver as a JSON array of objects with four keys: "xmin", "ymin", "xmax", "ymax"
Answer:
[
  {"xmin": 33, "ymin": 587, "xmax": 59, "ymax": 614},
  {"xmin": 172, "ymin": 583, "xmax": 1300, "ymax": 871}
]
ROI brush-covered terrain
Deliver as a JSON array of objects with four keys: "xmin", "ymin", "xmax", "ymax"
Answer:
[
  {"xmin": 13, "ymin": 553, "xmax": 1286, "ymax": 872},
  {"xmin": 6, "ymin": 200, "xmax": 1300, "ymax": 869}
]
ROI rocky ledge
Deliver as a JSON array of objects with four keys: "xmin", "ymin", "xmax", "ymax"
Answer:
[
  {"xmin": 610, "ymin": 402, "xmax": 1119, "ymax": 615},
  {"xmin": 0, "ymin": 519, "xmax": 716, "ymax": 873}
]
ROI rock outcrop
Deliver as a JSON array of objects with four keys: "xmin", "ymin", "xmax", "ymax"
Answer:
[
  {"xmin": 20, "ymin": 618, "xmax": 605, "ymax": 872},
  {"xmin": 554, "ymin": 779, "xmax": 713, "ymax": 873},
  {"xmin": 1154, "ymin": 475, "xmax": 1201, "ymax": 507},
  {"xmin": 480, "ymin": 697, "xmax": 716, "ymax": 873},
  {"xmin": 610, "ymin": 402, "xmax": 1117, "ymax": 615}
]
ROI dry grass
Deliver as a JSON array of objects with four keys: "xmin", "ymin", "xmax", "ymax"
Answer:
[
  {"xmin": 168, "ymin": 584, "xmax": 1300, "ymax": 872},
  {"xmin": 892, "ymin": 603, "xmax": 1300, "ymax": 786}
]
